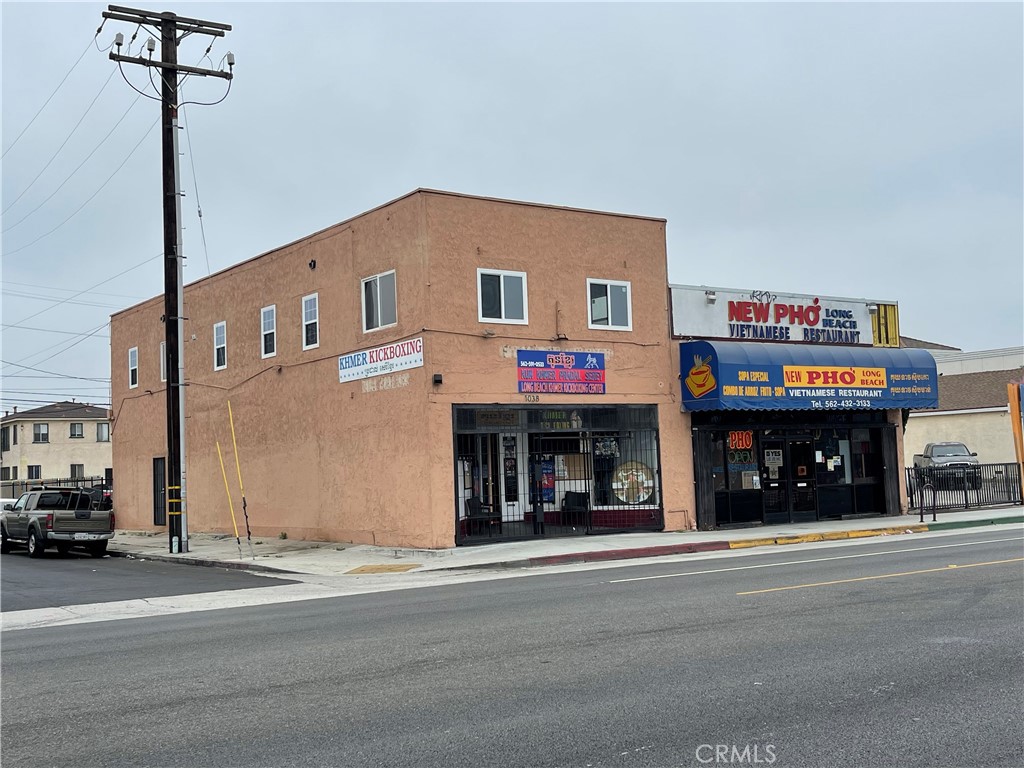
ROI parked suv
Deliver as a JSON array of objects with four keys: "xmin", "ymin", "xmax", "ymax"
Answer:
[{"xmin": 1, "ymin": 488, "xmax": 115, "ymax": 558}]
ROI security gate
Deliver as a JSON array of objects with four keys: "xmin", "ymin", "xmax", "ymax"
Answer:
[{"xmin": 454, "ymin": 405, "xmax": 663, "ymax": 544}]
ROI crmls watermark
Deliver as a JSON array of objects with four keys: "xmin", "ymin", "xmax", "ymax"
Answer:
[{"xmin": 695, "ymin": 744, "xmax": 777, "ymax": 764}]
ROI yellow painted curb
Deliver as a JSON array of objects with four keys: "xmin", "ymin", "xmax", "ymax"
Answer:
[
  {"xmin": 819, "ymin": 531, "xmax": 852, "ymax": 541},
  {"xmin": 729, "ymin": 538, "xmax": 777, "ymax": 549},
  {"xmin": 345, "ymin": 564, "xmax": 421, "ymax": 574},
  {"xmin": 728, "ymin": 524, "xmax": 929, "ymax": 550}
]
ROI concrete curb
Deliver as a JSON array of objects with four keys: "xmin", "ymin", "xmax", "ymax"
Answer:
[
  {"xmin": 107, "ymin": 549, "xmax": 299, "ymax": 575},
  {"xmin": 105, "ymin": 514, "xmax": 1024, "ymax": 576}
]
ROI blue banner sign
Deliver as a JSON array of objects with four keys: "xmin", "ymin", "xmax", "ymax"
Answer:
[
  {"xmin": 517, "ymin": 350, "xmax": 606, "ymax": 395},
  {"xmin": 680, "ymin": 340, "xmax": 938, "ymax": 411}
]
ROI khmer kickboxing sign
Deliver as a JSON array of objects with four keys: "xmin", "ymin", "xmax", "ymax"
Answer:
[
  {"xmin": 517, "ymin": 350, "xmax": 606, "ymax": 395},
  {"xmin": 339, "ymin": 337, "xmax": 424, "ymax": 382}
]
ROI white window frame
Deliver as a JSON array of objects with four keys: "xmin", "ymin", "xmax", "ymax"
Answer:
[
  {"xmin": 361, "ymin": 270, "xmax": 398, "ymax": 333},
  {"xmin": 70, "ymin": 464, "xmax": 85, "ymax": 480},
  {"xmin": 261, "ymin": 304, "xmax": 277, "ymax": 359},
  {"xmin": 302, "ymin": 293, "xmax": 319, "ymax": 350},
  {"xmin": 477, "ymin": 268, "xmax": 529, "ymax": 325},
  {"xmin": 27, "ymin": 465, "xmax": 41, "ymax": 481},
  {"xmin": 213, "ymin": 321, "xmax": 227, "ymax": 371},
  {"xmin": 97, "ymin": 422, "xmax": 110, "ymax": 442},
  {"xmin": 160, "ymin": 341, "xmax": 167, "ymax": 383},
  {"xmin": 33, "ymin": 423, "xmax": 48, "ymax": 443},
  {"xmin": 586, "ymin": 278, "xmax": 633, "ymax": 332},
  {"xmin": 128, "ymin": 347, "xmax": 138, "ymax": 389},
  {"xmin": 70, "ymin": 422, "xmax": 84, "ymax": 439}
]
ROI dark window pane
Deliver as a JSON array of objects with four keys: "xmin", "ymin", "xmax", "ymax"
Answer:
[
  {"xmin": 305, "ymin": 322, "xmax": 318, "ymax": 347},
  {"xmin": 480, "ymin": 273, "xmax": 502, "ymax": 319},
  {"xmin": 364, "ymin": 280, "xmax": 378, "ymax": 330},
  {"xmin": 380, "ymin": 272, "xmax": 397, "ymax": 326}
]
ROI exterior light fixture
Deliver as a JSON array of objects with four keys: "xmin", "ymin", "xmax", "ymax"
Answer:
[{"xmin": 705, "ymin": 290, "xmax": 717, "ymax": 305}]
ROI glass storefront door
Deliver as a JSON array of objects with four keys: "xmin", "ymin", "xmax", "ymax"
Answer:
[
  {"xmin": 760, "ymin": 435, "xmax": 817, "ymax": 524},
  {"xmin": 787, "ymin": 436, "xmax": 817, "ymax": 523}
]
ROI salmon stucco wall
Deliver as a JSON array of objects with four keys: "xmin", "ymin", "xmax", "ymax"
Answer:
[{"xmin": 111, "ymin": 190, "xmax": 695, "ymax": 547}]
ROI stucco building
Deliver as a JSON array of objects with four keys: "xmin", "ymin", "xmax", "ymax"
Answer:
[
  {"xmin": 1, "ymin": 402, "xmax": 112, "ymax": 496},
  {"xmin": 110, "ymin": 190, "xmax": 694, "ymax": 548}
]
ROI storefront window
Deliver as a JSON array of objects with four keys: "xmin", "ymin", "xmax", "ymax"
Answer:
[
  {"xmin": 726, "ymin": 429, "xmax": 758, "ymax": 491},
  {"xmin": 814, "ymin": 429, "xmax": 852, "ymax": 485}
]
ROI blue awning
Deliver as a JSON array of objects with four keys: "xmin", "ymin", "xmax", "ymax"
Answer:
[{"xmin": 680, "ymin": 340, "xmax": 938, "ymax": 411}]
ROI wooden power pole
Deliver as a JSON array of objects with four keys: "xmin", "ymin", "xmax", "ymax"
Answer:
[{"xmin": 103, "ymin": 5, "xmax": 233, "ymax": 553}]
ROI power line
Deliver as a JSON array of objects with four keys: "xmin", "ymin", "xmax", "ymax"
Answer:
[
  {"xmin": 1, "ymin": 281, "xmax": 146, "ymax": 300},
  {"xmin": 0, "ymin": 360, "xmax": 109, "ymax": 383},
  {"xmin": 1, "ymin": 22, "xmax": 105, "ymax": 159},
  {"xmin": 180, "ymin": 93, "xmax": 212, "ymax": 276},
  {"xmin": 13, "ymin": 321, "xmax": 110, "ymax": 370},
  {"xmin": 3, "ymin": 67, "xmax": 119, "ymax": 215},
  {"xmin": 3, "ymin": 290, "xmax": 126, "ymax": 310},
  {"xmin": 1, "ymin": 91, "xmax": 144, "ymax": 234},
  {"xmin": 5, "ymin": 251, "xmax": 161, "ymax": 329},
  {"xmin": 0, "ymin": 324, "xmax": 111, "ymax": 338},
  {"xmin": 1, "ymin": 115, "xmax": 159, "ymax": 255}
]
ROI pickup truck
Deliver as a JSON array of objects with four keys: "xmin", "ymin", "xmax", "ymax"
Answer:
[
  {"xmin": 1, "ymin": 488, "xmax": 115, "ymax": 558},
  {"xmin": 912, "ymin": 442, "xmax": 982, "ymax": 489}
]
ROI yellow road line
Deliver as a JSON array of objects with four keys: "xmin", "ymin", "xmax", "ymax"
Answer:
[{"xmin": 737, "ymin": 557, "xmax": 1024, "ymax": 595}]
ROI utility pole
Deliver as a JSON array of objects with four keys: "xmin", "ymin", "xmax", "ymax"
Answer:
[{"xmin": 103, "ymin": 5, "xmax": 233, "ymax": 553}]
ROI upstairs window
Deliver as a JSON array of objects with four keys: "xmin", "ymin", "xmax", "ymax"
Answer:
[
  {"xmin": 261, "ymin": 305, "xmax": 277, "ymax": 358},
  {"xmin": 213, "ymin": 322, "xmax": 227, "ymax": 370},
  {"xmin": 97, "ymin": 423, "xmax": 110, "ymax": 442},
  {"xmin": 478, "ymin": 269, "xmax": 528, "ymax": 324},
  {"xmin": 1, "ymin": 426, "xmax": 9, "ymax": 453},
  {"xmin": 70, "ymin": 423, "xmax": 84, "ymax": 439},
  {"xmin": 302, "ymin": 293, "xmax": 319, "ymax": 350},
  {"xmin": 362, "ymin": 270, "xmax": 397, "ymax": 332},
  {"xmin": 160, "ymin": 341, "xmax": 167, "ymax": 383},
  {"xmin": 128, "ymin": 347, "xmax": 138, "ymax": 389},
  {"xmin": 33, "ymin": 423, "xmax": 49, "ymax": 443},
  {"xmin": 587, "ymin": 279, "xmax": 632, "ymax": 331}
]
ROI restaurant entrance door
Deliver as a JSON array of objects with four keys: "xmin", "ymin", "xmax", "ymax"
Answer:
[{"xmin": 761, "ymin": 434, "xmax": 817, "ymax": 524}]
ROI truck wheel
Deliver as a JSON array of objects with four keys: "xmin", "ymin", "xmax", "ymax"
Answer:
[
  {"xmin": 89, "ymin": 541, "xmax": 108, "ymax": 558},
  {"xmin": 27, "ymin": 528, "xmax": 46, "ymax": 559},
  {"xmin": 56, "ymin": 543, "xmax": 72, "ymax": 556},
  {"xmin": 1, "ymin": 526, "xmax": 10, "ymax": 554}
]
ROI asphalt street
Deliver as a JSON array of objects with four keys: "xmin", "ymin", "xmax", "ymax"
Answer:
[
  {"xmin": 2, "ymin": 531, "xmax": 1022, "ymax": 768},
  {"xmin": 0, "ymin": 548, "xmax": 294, "ymax": 612}
]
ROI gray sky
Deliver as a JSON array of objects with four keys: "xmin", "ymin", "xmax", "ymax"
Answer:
[{"xmin": 2, "ymin": 1, "xmax": 1022, "ymax": 412}]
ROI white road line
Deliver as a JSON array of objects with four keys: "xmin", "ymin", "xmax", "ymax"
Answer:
[{"xmin": 607, "ymin": 535, "xmax": 1024, "ymax": 583}]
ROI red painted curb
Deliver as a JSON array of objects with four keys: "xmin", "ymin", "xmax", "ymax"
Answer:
[{"xmin": 528, "ymin": 540, "xmax": 731, "ymax": 568}]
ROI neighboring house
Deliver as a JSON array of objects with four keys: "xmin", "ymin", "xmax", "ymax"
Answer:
[
  {"xmin": 904, "ymin": 345, "xmax": 1024, "ymax": 465},
  {"xmin": 1, "ymin": 402, "xmax": 113, "ymax": 495}
]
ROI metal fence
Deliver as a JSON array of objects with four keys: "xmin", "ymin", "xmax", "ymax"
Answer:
[
  {"xmin": 905, "ymin": 464, "xmax": 1022, "ymax": 512},
  {"xmin": 1, "ymin": 475, "xmax": 106, "ymax": 500}
]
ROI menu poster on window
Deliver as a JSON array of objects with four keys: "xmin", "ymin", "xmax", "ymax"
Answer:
[{"xmin": 541, "ymin": 457, "xmax": 555, "ymax": 502}]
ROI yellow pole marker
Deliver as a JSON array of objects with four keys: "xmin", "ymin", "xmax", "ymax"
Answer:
[
  {"xmin": 216, "ymin": 440, "xmax": 243, "ymax": 560},
  {"xmin": 738, "ymin": 557, "xmax": 1023, "ymax": 595},
  {"xmin": 228, "ymin": 400, "xmax": 254, "ymax": 559}
]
